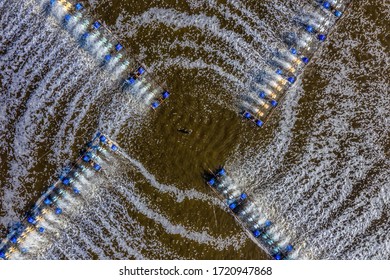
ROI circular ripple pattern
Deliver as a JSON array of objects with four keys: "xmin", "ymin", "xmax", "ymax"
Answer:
[{"xmin": 1, "ymin": 0, "xmax": 389, "ymax": 259}]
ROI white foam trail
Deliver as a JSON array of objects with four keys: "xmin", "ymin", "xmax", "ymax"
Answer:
[
  {"xmin": 117, "ymin": 151, "xmax": 223, "ymax": 205},
  {"xmin": 13, "ymin": 166, "xmax": 147, "ymax": 259},
  {"xmin": 226, "ymin": 0, "xmax": 281, "ymax": 39},
  {"xmin": 164, "ymin": 56, "xmax": 245, "ymax": 90},
  {"xmin": 199, "ymin": 0, "xmax": 283, "ymax": 48},
  {"xmin": 115, "ymin": 182, "xmax": 245, "ymax": 251},
  {"xmin": 170, "ymin": 38, "xmax": 247, "ymax": 75},
  {"xmin": 121, "ymin": 8, "xmax": 266, "ymax": 69},
  {"xmin": 229, "ymin": 1, "xmax": 389, "ymax": 259},
  {"xmin": 97, "ymin": 91, "xmax": 146, "ymax": 137},
  {"xmin": 3, "ymin": 0, "xmax": 368, "ymax": 261}
]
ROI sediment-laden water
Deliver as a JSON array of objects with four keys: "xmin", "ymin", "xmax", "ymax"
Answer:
[{"xmin": 0, "ymin": 0, "xmax": 388, "ymax": 259}]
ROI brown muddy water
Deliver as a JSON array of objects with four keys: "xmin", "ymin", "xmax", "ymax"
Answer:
[{"xmin": 0, "ymin": 0, "xmax": 389, "ymax": 259}]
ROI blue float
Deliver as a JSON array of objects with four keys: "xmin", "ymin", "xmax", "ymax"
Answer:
[
  {"xmin": 301, "ymin": 57, "xmax": 309, "ymax": 64},
  {"xmin": 318, "ymin": 34, "xmax": 327, "ymax": 41},
  {"xmin": 217, "ymin": 168, "xmax": 226, "ymax": 176},
  {"xmin": 81, "ymin": 32, "xmax": 89, "ymax": 40},
  {"xmin": 0, "ymin": 251, "xmax": 5, "ymax": 259},
  {"xmin": 323, "ymin": 2, "xmax": 331, "ymax": 9},
  {"xmin": 126, "ymin": 77, "xmax": 135, "ymax": 85},
  {"xmin": 93, "ymin": 163, "xmax": 101, "ymax": 171},
  {"xmin": 111, "ymin": 145, "xmax": 118, "ymax": 152},
  {"xmin": 115, "ymin": 43, "xmax": 123, "ymax": 51},
  {"xmin": 64, "ymin": 14, "xmax": 71, "ymax": 22},
  {"xmin": 10, "ymin": 236, "xmax": 17, "ymax": 244},
  {"xmin": 334, "ymin": 10, "xmax": 342, "ymax": 17},
  {"xmin": 270, "ymin": 100, "xmax": 278, "ymax": 107},
  {"xmin": 229, "ymin": 202, "xmax": 237, "ymax": 210},
  {"xmin": 276, "ymin": 69, "xmax": 283, "ymax": 75},
  {"xmin": 62, "ymin": 177, "xmax": 70, "ymax": 186},
  {"xmin": 240, "ymin": 193, "xmax": 247, "ymax": 200},
  {"xmin": 73, "ymin": 187, "xmax": 80, "ymax": 194},
  {"xmin": 104, "ymin": 54, "xmax": 111, "ymax": 62},
  {"xmin": 208, "ymin": 178, "xmax": 216, "ymax": 186},
  {"xmin": 255, "ymin": 120, "xmax": 263, "ymax": 127},
  {"xmin": 93, "ymin": 21, "xmax": 101, "ymax": 29},
  {"xmin": 305, "ymin": 25, "xmax": 314, "ymax": 33},
  {"xmin": 75, "ymin": 3, "xmax": 83, "ymax": 10},
  {"xmin": 253, "ymin": 229, "xmax": 261, "ymax": 238},
  {"xmin": 50, "ymin": 0, "xmax": 56, "ymax": 6},
  {"xmin": 137, "ymin": 67, "xmax": 145, "ymax": 75},
  {"xmin": 44, "ymin": 197, "xmax": 52, "ymax": 205},
  {"xmin": 274, "ymin": 253, "xmax": 282, "ymax": 260},
  {"xmin": 162, "ymin": 91, "xmax": 170, "ymax": 99},
  {"xmin": 99, "ymin": 135, "xmax": 106, "ymax": 143},
  {"xmin": 82, "ymin": 155, "xmax": 91, "ymax": 162},
  {"xmin": 265, "ymin": 220, "xmax": 272, "ymax": 227},
  {"xmin": 290, "ymin": 48, "xmax": 297, "ymax": 55},
  {"xmin": 259, "ymin": 91, "xmax": 266, "ymax": 99},
  {"xmin": 38, "ymin": 227, "xmax": 45, "ymax": 233},
  {"xmin": 55, "ymin": 208, "xmax": 62, "ymax": 215},
  {"xmin": 287, "ymin": 77, "xmax": 295, "ymax": 84},
  {"xmin": 244, "ymin": 112, "xmax": 251, "ymax": 119},
  {"xmin": 27, "ymin": 217, "xmax": 35, "ymax": 224},
  {"xmin": 286, "ymin": 244, "xmax": 293, "ymax": 252},
  {"xmin": 151, "ymin": 102, "xmax": 160, "ymax": 109}
]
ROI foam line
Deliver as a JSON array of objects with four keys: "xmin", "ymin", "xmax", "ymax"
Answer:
[{"xmin": 117, "ymin": 151, "xmax": 223, "ymax": 206}]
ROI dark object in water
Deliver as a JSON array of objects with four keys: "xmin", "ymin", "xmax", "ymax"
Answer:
[{"xmin": 178, "ymin": 128, "xmax": 192, "ymax": 134}]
